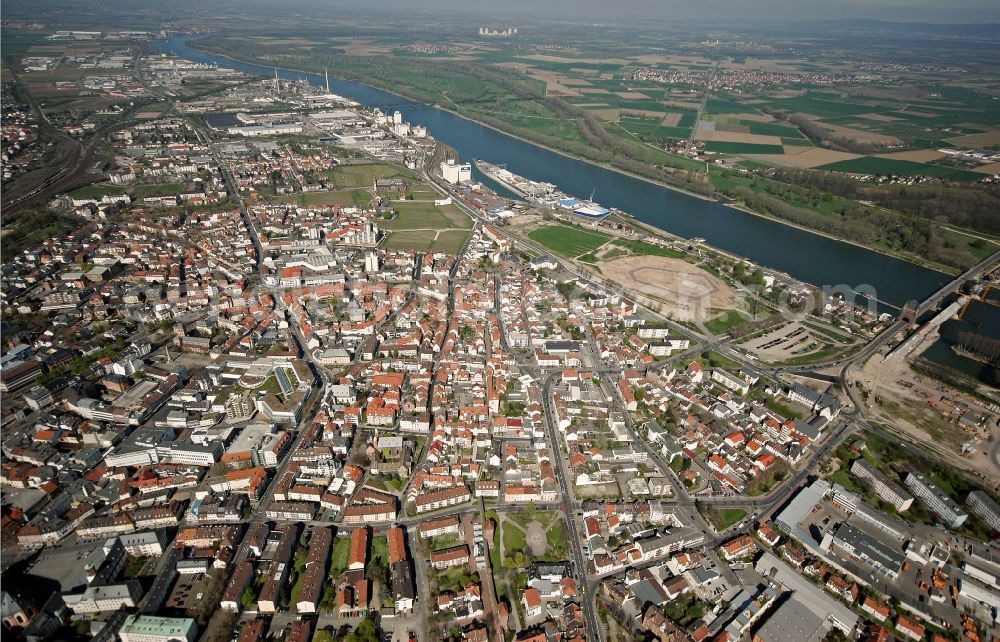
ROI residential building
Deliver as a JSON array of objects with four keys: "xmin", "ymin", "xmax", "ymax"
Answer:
[
  {"xmin": 296, "ymin": 527, "xmax": 332, "ymax": 614},
  {"xmin": 965, "ymin": 490, "xmax": 1000, "ymax": 532},
  {"xmin": 415, "ymin": 486, "xmax": 471, "ymax": 513},
  {"xmin": 850, "ymin": 460, "xmax": 913, "ymax": 512},
  {"xmin": 117, "ymin": 615, "xmax": 197, "ymax": 642},
  {"xmin": 431, "ymin": 545, "xmax": 469, "ymax": 570},
  {"xmin": 903, "ymin": 473, "xmax": 968, "ymax": 528}
]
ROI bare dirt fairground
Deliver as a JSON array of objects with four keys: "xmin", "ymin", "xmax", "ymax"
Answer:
[{"xmin": 598, "ymin": 255, "xmax": 736, "ymax": 321}]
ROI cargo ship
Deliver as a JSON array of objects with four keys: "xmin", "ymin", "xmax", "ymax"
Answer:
[
  {"xmin": 475, "ymin": 159, "xmax": 612, "ymax": 221},
  {"xmin": 475, "ymin": 159, "xmax": 556, "ymax": 199}
]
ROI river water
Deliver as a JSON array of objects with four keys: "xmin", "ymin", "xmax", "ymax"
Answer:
[{"xmin": 157, "ymin": 37, "xmax": 951, "ymax": 308}]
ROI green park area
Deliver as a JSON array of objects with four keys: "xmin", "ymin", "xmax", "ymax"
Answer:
[{"xmin": 500, "ymin": 509, "xmax": 569, "ymax": 567}]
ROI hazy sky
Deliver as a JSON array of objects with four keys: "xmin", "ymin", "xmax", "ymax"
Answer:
[
  {"xmin": 8, "ymin": 0, "xmax": 999, "ymax": 25},
  {"xmin": 319, "ymin": 0, "xmax": 1000, "ymax": 24}
]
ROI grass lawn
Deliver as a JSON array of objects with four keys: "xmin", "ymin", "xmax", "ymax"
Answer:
[
  {"xmin": 803, "ymin": 322, "xmax": 855, "ymax": 344},
  {"xmin": 663, "ymin": 593, "xmax": 708, "ymax": 627},
  {"xmin": 275, "ymin": 189, "xmax": 369, "ymax": 208},
  {"xmin": 370, "ymin": 535, "xmax": 389, "ymax": 569},
  {"xmin": 329, "ymin": 536, "xmax": 351, "ymax": 577},
  {"xmin": 435, "ymin": 565, "xmax": 475, "ymax": 593},
  {"xmin": 507, "ymin": 508, "xmax": 559, "ymax": 530},
  {"xmin": 773, "ymin": 345, "xmax": 849, "ymax": 366},
  {"xmin": 502, "ymin": 521, "xmax": 527, "ymax": 556},
  {"xmin": 431, "ymin": 533, "xmax": 461, "ymax": 551},
  {"xmin": 701, "ymin": 507, "xmax": 747, "ymax": 531},
  {"xmin": 134, "ymin": 183, "xmax": 185, "ymax": 198},
  {"xmin": 527, "ymin": 224, "xmax": 610, "ymax": 258},
  {"xmin": 703, "ymin": 350, "xmax": 743, "ymax": 370},
  {"xmin": 543, "ymin": 518, "xmax": 569, "ymax": 559},
  {"xmin": 288, "ymin": 567, "xmax": 307, "ymax": 606},
  {"xmin": 763, "ymin": 397, "xmax": 805, "ymax": 421},
  {"xmin": 704, "ymin": 311, "xmax": 749, "ymax": 335},
  {"xmin": 380, "ymin": 200, "xmax": 471, "ymax": 231},
  {"xmin": 383, "ymin": 228, "xmax": 471, "ymax": 255},
  {"xmin": 432, "ymin": 229, "xmax": 472, "ymax": 254},
  {"xmin": 122, "ymin": 556, "xmax": 149, "ymax": 579},
  {"xmin": 323, "ymin": 162, "xmax": 415, "ymax": 189},
  {"xmin": 610, "ymin": 238, "xmax": 686, "ymax": 259},
  {"xmin": 827, "ymin": 467, "xmax": 864, "ymax": 495},
  {"xmin": 70, "ymin": 184, "xmax": 127, "ymax": 199},
  {"xmin": 383, "ymin": 230, "xmax": 435, "ymax": 252}
]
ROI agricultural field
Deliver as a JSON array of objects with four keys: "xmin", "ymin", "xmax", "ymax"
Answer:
[
  {"xmin": 815, "ymin": 156, "xmax": 984, "ymax": 181},
  {"xmin": 704, "ymin": 141, "xmax": 786, "ymax": 155}
]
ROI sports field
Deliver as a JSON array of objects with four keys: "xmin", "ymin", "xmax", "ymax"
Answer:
[{"xmin": 527, "ymin": 225, "xmax": 610, "ymax": 258}]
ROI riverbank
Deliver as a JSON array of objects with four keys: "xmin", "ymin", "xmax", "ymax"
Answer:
[
  {"xmin": 183, "ymin": 41, "xmax": 965, "ymax": 277},
  {"xmin": 723, "ymin": 202, "xmax": 958, "ymax": 278},
  {"xmin": 193, "ymin": 43, "xmax": 969, "ymax": 279},
  {"xmin": 166, "ymin": 37, "xmax": 951, "ymax": 306},
  {"xmin": 188, "ymin": 41, "xmax": 721, "ymax": 205}
]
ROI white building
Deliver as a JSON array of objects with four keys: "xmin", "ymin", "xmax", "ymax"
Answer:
[
  {"xmin": 118, "ymin": 615, "xmax": 197, "ymax": 642},
  {"xmin": 440, "ymin": 159, "xmax": 472, "ymax": 184},
  {"xmin": 119, "ymin": 531, "xmax": 167, "ymax": 557}
]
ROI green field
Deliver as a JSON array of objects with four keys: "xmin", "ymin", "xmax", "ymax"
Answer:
[
  {"xmin": 431, "ymin": 229, "xmax": 472, "ymax": 254},
  {"xmin": 704, "ymin": 141, "xmax": 785, "ymax": 155},
  {"xmin": 382, "ymin": 228, "xmax": 470, "ymax": 254},
  {"xmin": 275, "ymin": 189, "xmax": 370, "ymax": 207},
  {"xmin": 323, "ymin": 163, "xmax": 414, "ymax": 189},
  {"xmin": 70, "ymin": 184, "xmax": 128, "ymax": 199},
  {"xmin": 704, "ymin": 311, "xmax": 750, "ymax": 335},
  {"xmin": 701, "ymin": 507, "xmax": 747, "ymax": 531},
  {"xmin": 527, "ymin": 224, "xmax": 610, "ymax": 257},
  {"xmin": 380, "ymin": 200, "xmax": 472, "ymax": 231},
  {"xmin": 619, "ymin": 115, "xmax": 696, "ymax": 141},
  {"xmin": 744, "ymin": 121, "xmax": 806, "ymax": 138},
  {"xmin": 764, "ymin": 95, "xmax": 885, "ymax": 119},
  {"xmin": 817, "ymin": 156, "xmax": 983, "ymax": 181},
  {"xmin": 328, "ymin": 536, "xmax": 351, "ymax": 577},
  {"xmin": 610, "ymin": 238, "xmax": 687, "ymax": 259},
  {"xmin": 502, "ymin": 522, "xmax": 527, "ymax": 557},
  {"xmin": 134, "ymin": 183, "xmax": 186, "ymax": 198}
]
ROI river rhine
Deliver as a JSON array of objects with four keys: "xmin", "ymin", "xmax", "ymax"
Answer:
[{"xmin": 157, "ymin": 37, "xmax": 951, "ymax": 309}]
